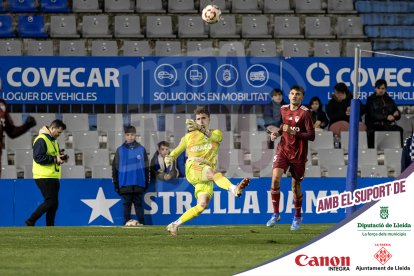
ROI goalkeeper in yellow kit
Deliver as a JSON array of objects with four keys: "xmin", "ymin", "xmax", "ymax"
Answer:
[{"xmin": 165, "ymin": 106, "xmax": 250, "ymax": 236}]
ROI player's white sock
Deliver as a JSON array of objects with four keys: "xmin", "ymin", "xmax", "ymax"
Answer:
[
  {"xmin": 229, "ymin": 184, "xmax": 237, "ymax": 197},
  {"xmin": 174, "ymin": 219, "xmax": 183, "ymax": 226}
]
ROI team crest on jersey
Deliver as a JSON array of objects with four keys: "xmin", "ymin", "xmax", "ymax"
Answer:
[
  {"xmin": 295, "ymin": 116, "xmax": 300, "ymax": 123},
  {"xmin": 288, "ymin": 116, "xmax": 293, "ymax": 121}
]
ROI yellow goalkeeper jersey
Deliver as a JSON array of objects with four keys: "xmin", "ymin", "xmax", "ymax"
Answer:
[{"xmin": 169, "ymin": 129, "xmax": 223, "ymax": 168}]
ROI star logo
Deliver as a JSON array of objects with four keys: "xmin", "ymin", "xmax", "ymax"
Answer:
[{"xmin": 81, "ymin": 187, "xmax": 120, "ymax": 224}]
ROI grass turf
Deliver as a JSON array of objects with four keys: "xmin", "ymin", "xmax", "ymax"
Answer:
[{"xmin": 0, "ymin": 224, "xmax": 332, "ymax": 276}]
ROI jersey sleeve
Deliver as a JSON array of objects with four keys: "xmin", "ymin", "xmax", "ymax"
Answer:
[
  {"xmin": 169, "ymin": 135, "xmax": 187, "ymax": 160},
  {"xmin": 210, "ymin": 129, "xmax": 222, "ymax": 143},
  {"xmin": 296, "ymin": 111, "xmax": 315, "ymax": 141}
]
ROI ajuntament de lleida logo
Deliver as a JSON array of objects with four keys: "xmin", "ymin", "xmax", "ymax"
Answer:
[{"xmin": 380, "ymin": 206, "xmax": 389, "ymax": 219}]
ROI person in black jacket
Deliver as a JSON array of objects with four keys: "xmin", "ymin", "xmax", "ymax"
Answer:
[
  {"xmin": 365, "ymin": 79, "xmax": 404, "ymax": 148},
  {"xmin": 150, "ymin": 141, "xmax": 178, "ymax": 181},
  {"xmin": 308, "ymin": 96, "xmax": 329, "ymax": 131},
  {"xmin": 112, "ymin": 126, "xmax": 149, "ymax": 226}
]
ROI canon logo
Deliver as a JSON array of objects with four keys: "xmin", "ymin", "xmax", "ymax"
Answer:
[{"xmin": 295, "ymin": 254, "xmax": 351, "ymax": 267}]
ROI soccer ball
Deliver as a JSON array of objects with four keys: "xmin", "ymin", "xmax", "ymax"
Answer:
[
  {"xmin": 125, "ymin": 219, "xmax": 141, "ymax": 227},
  {"xmin": 202, "ymin": 4, "xmax": 222, "ymax": 24}
]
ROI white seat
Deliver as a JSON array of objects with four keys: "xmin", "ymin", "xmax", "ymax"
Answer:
[
  {"xmin": 82, "ymin": 15, "xmax": 112, "ymax": 38},
  {"xmin": 62, "ymin": 113, "xmax": 89, "ymax": 131},
  {"xmin": 199, "ymin": 0, "xmax": 228, "ymax": 13},
  {"xmin": 282, "ymin": 40, "xmax": 310, "ymax": 57},
  {"xmin": 83, "ymin": 149, "xmax": 110, "ymax": 168},
  {"xmin": 225, "ymin": 164, "xmax": 254, "ymax": 178},
  {"xmin": 121, "ymin": 41, "xmax": 152, "ymax": 56},
  {"xmin": 73, "ymin": 0, "xmax": 102, "ymax": 12},
  {"xmin": 358, "ymin": 148, "xmax": 378, "ymax": 166},
  {"xmin": 249, "ymin": 41, "xmax": 278, "ymax": 57},
  {"xmin": 97, "ymin": 114, "xmax": 125, "ymax": 132},
  {"xmin": 104, "ymin": 0, "xmax": 134, "ymax": 12},
  {"xmin": 263, "ymin": 0, "xmax": 293, "ymax": 13},
  {"xmin": 336, "ymin": 17, "xmax": 365, "ymax": 38},
  {"xmin": 61, "ymin": 166, "xmax": 85, "ymax": 178},
  {"xmin": 92, "ymin": 165, "xmax": 112, "ymax": 178},
  {"xmin": 50, "ymin": 15, "xmax": 79, "ymax": 38},
  {"xmin": 375, "ymin": 131, "xmax": 401, "ymax": 150},
  {"xmin": 340, "ymin": 131, "xmax": 368, "ymax": 151},
  {"xmin": 305, "ymin": 17, "xmax": 335, "ymax": 38},
  {"xmin": 305, "ymin": 165, "xmax": 321, "ymax": 177},
  {"xmin": 232, "ymin": 0, "xmax": 261, "ymax": 13},
  {"xmin": 383, "ymin": 148, "xmax": 402, "ymax": 175},
  {"xmin": 130, "ymin": 113, "xmax": 158, "ymax": 133},
  {"xmin": 187, "ymin": 41, "xmax": 215, "ymax": 56},
  {"xmin": 242, "ymin": 16, "xmax": 272, "ymax": 38},
  {"xmin": 218, "ymin": 41, "xmax": 246, "ymax": 56},
  {"xmin": 327, "ymin": 0, "xmax": 356, "ymax": 14},
  {"xmin": 30, "ymin": 113, "xmax": 56, "ymax": 131},
  {"xmin": 5, "ymin": 132, "xmax": 33, "ymax": 150},
  {"xmin": 138, "ymin": 131, "xmax": 166, "ymax": 155},
  {"xmin": 0, "ymin": 40, "xmax": 22, "ymax": 56},
  {"xmin": 178, "ymin": 16, "xmax": 208, "ymax": 38},
  {"xmin": 168, "ymin": 0, "xmax": 197, "ymax": 13},
  {"xmin": 274, "ymin": 16, "xmax": 304, "ymax": 38},
  {"xmin": 26, "ymin": 41, "xmax": 54, "ymax": 56},
  {"xmin": 326, "ymin": 165, "xmax": 347, "ymax": 177},
  {"xmin": 72, "ymin": 131, "xmax": 100, "ymax": 150},
  {"xmin": 251, "ymin": 148, "xmax": 274, "ymax": 175},
  {"xmin": 294, "ymin": 0, "xmax": 324, "ymax": 13},
  {"xmin": 136, "ymin": 0, "xmax": 165, "ymax": 13},
  {"xmin": 24, "ymin": 165, "xmax": 33, "ymax": 179},
  {"xmin": 209, "ymin": 114, "xmax": 227, "ymax": 130},
  {"xmin": 216, "ymin": 148, "xmax": 245, "ymax": 172},
  {"xmin": 360, "ymin": 165, "xmax": 388, "ymax": 177},
  {"xmin": 314, "ymin": 42, "xmax": 340, "ymax": 57},
  {"xmin": 59, "ymin": 40, "xmax": 87, "ymax": 56},
  {"xmin": 91, "ymin": 41, "xmax": 118, "ymax": 56},
  {"xmin": 9, "ymin": 113, "xmax": 23, "ymax": 125},
  {"xmin": 14, "ymin": 149, "xmax": 33, "ymax": 168},
  {"xmin": 241, "ymin": 131, "xmax": 268, "ymax": 152},
  {"xmin": 107, "ymin": 131, "xmax": 125, "ymax": 152},
  {"xmin": 114, "ymin": 15, "xmax": 144, "ymax": 38},
  {"xmin": 231, "ymin": 114, "xmax": 258, "ymax": 133},
  {"xmin": 1, "ymin": 165, "xmax": 17, "ymax": 179},
  {"xmin": 317, "ymin": 149, "xmax": 345, "ymax": 167},
  {"xmin": 146, "ymin": 16, "xmax": 176, "ymax": 38},
  {"xmin": 155, "ymin": 41, "xmax": 182, "ymax": 56},
  {"xmin": 309, "ymin": 131, "xmax": 334, "ymax": 152},
  {"xmin": 345, "ymin": 42, "xmax": 372, "ymax": 57},
  {"xmin": 210, "ymin": 15, "xmax": 239, "ymax": 38},
  {"xmin": 164, "ymin": 114, "xmax": 191, "ymax": 142}
]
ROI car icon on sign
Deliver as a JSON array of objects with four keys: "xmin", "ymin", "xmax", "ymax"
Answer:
[{"xmin": 158, "ymin": 71, "xmax": 174, "ymax": 80}]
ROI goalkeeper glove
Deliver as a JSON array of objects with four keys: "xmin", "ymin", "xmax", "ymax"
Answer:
[
  {"xmin": 164, "ymin": 155, "xmax": 174, "ymax": 167},
  {"xmin": 186, "ymin": 119, "xmax": 208, "ymax": 135}
]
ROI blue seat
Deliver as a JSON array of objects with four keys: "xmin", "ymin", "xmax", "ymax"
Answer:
[
  {"xmin": 362, "ymin": 14, "xmax": 414, "ymax": 26},
  {"xmin": 0, "ymin": 0, "xmax": 7, "ymax": 12},
  {"xmin": 365, "ymin": 26, "xmax": 414, "ymax": 38},
  {"xmin": 40, "ymin": 0, "xmax": 70, "ymax": 12},
  {"xmin": 18, "ymin": 16, "xmax": 48, "ymax": 38},
  {"xmin": 0, "ymin": 15, "xmax": 15, "ymax": 37},
  {"xmin": 356, "ymin": 1, "xmax": 414, "ymax": 13},
  {"xmin": 9, "ymin": 0, "xmax": 38, "ymax": 12}
]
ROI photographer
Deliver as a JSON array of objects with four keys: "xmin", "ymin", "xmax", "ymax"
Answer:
[{"xmin": 25, "ymin": 120, "xmax": 67, "ymax": 227}]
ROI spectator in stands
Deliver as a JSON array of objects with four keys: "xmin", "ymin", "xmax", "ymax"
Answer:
[
  {"xmin": 150, "ymin": 141, "xmax": 178, "ymax": 181},
  {"xmin": 0, "ymin": 99, "xmax": 36, "ymax": 177},
  {"xmin": 365, "ymin": 79, "xmax": 404, "ymax": 148},
  {"xmin": 25, "ymin": 119, "xmax": 67, "ymax": 226},
  {"xmin": 326, "ymin": 82, "xmax": 366, "ymax": 136},
  {"xmin": 263, "ymin": 88, "xmax": 286, "ymax": 133},
  {"xmin": 112, "ymin": 125, "xmax": 149, "ymax": 226},
  {"xmin": 401, "ymin": 132, "xmax": 414, "ymax": 173},
  {"xmin": 308, "ymin": 96, "xmax": 329, "ymax": 131}
]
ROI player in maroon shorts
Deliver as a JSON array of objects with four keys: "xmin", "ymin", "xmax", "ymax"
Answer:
[{"xmin": 265, "ymin": 85, "xmax": 315, "ymax": 230}]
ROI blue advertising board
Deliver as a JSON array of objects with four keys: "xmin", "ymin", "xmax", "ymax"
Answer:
[{"xmin": 0, "ymin": 177, "xmax": 391, "ymax": 227}]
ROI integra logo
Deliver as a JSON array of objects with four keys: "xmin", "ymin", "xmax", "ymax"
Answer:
[{"xmin": 295, "ymin": 254, "xmax": 351, "ymax": 271}]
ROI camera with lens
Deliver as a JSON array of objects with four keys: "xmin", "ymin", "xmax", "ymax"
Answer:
[{"xmin": 59, "ymin": 149, "xmax": 69, "ymax": 161}]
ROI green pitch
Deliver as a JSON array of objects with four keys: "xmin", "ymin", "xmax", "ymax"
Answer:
[{"xmin": 0, "ymin": 224, "xmax": 332, "ymax": 276}]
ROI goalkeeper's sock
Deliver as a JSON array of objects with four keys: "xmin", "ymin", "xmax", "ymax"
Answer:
[
  {"xmin": 271, "ymin": 187, "xmax": 281, "ymax": 214},
  {"xmin": 294, "ymin": 194, "xmax": 303, "ymax": 217},
  {"xmin": 174, "ymin": 219, "xmax": 183, "ymax": 226},
  {"xmin": 178, "ymin": 205, "xmax": 205, "ymax": 223},
  {"xmin": 213, "ymin": 173, "xmax": 232, "ymax": 190}
]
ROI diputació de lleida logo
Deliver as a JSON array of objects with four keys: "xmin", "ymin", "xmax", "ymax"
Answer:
[{"xmin": 380, "ymin": 206, "xmax": 389, "ymax": 219}]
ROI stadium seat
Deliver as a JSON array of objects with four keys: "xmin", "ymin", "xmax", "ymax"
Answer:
[
  {"xmin": 136, "ymin": 0, "xmax": 165, "ymax": 13},
  {"xmin": 14, "ymin": 149, "xmax": 33, "ymax": 167},
  {"xmin": 218, "ymin": 41, "xmax": 245, "ymax": 56},
  {"xmin": 398, "ymin": 115, "xmax": 414, "ymax": 139},
  {"xmin": 82, "ymin": 15, "xmax": 112, "ymax": 38},
  {"xmin": 199, "ymin": 0, "xmax": 229, "ymax": 13},
  {"xmin": 0, "ymin": 0, "xmax": 6, "ymax": 12},
  {"xmin": 314, "ymin": 41, "xmax": 340, "ymax": 57},
  {"xmin": 336, "ymin": 17, "xmax": 366, "ymax": 38},
  {"xmin": 97, "ymin": 114, "xmax": 125, "ymax": 132},
  {"xmin": 242, "ymin": 16, "xmax": 272, "ymax": 38},
  {"xmin": 146, "ymin": 16, "xmax": 176, "ymax": 38},
  {"xmin": 327, "ymin": 0, "xmax": 356, "ymax": 14},
  {"xmin": 273, "ymin": 17, "xmax": 303, "ymax": 38},
  {"xmin": 83, "ymin": 149, "xmax": 110, "ymax": 167},
  {"xmin": 107, "ymin": 131, "xmax": 124, "ymax": 152},
  {"xmin": 121, "ymin": 41, "xmax": 152, "ymax": 56},
  {"xmin": 317, "ymin": 149, "xmax": 345, "ymax": 167},
  {"xmin": 210, "ymin": 15, "xmax": 240, "ymax": 38},
  {"xmin": 383, "ymin": 148, "xmax": 402, "ymax": 175},
  {"xmin": 232, "ymin": 0, "xmax": 261, "ymax": 13},
  {"xmin": 340, "ymin": 131, "xmax": 368, "ymax": 151},
  {"xmin": 139, "ymin": 131, "xmax": 167, "ymax": 155},
  {"xmin": 231, "ymin": 114, "xmax": 258, "ymax": 133},
  {"xmin": 50, "ymin": 15, "xmax": 80, "ymax": 38},
  {"xmin": 178, "ymin": 16, "xmax": 208, "ymax": 38},
  {"xmin": 248, "ymin": 41, "xmax": 278, "ymax": 57},
  {"xmin": 40, "ymin": 0, "xmax": 70, "ymax": 12},
  {"xmin": 305, "ymin": 17, "xmax": 335, "ymax": 39},
  {"xmin": 344, "ymin": 42, "xmax": 372, "ymax": 57},
  {"xmin": 225, "ymin": 164, "xmax": 254, "ymax": 178},
  {"xmin": 9, "ymin": 0, "xmax": 37, "ymax": 12},
  {"xmin": 61, "ymin": 166, "xmax": 85, "ymax": 178},
  {"xmin": 250, "ymin": 148, "xmax": 274, "ymax": 172},
  {"xmin": 104, "ymin": 0, "xmax": 134, "ymax": 12},
  {"xmin": 9, "ymin": 113, "xmax": 23, "ymax": 126},
  {"xmin": 0, "ymin": 40, "xmax": 22, "ymax": 56},
  {"xmin": 114, "ymin": 15, "xmax": 144, "ymax": 38},
  {"xmin": 294, "ymin": 0, "xmax": 324, "ymax": 13},
  {"xmin": 18, "ymin": 16, "xmax": 48, "ymax": 38},
  {"xmin": 326, "ymin": 165, "xmax": 347, "ymax": 177},
  {"xmin": 24, "ymin": 165, "xmax": 33, "ymax": 179},
  {"xmin": 26, "ymin": 40, "xmax": 54, "ymax": 56},
  {"xmin": 209, "ymin": 114, "xmax": 227, "ymax": 130},
  {"xmin": 1, "ymin": 166, "xmax": 17, "ymax": 179},
  {"xmin": 168, "ymin": 0, "xmax": 197, "ymax": 13},
  {"xmin": 360, "ymin": 165, "xmax": 388, "ymax": 177},
  {"xmin": 263, "ymin": 0, "xmax": 293, "ymax": 13},
  {"xmin": 309, "ymin": 131, "xmax": 334, "ymax": 152},
  {"xmin": 155, "ymin": 41, "xmax": 182, "ymax": 56},
  {"xmin": 5, "ymin": 132, "xmax": 33, "ymax": 150},
  {"xmin": 59, "ymin": 40, "xmax": 87, "ymax": 56},
  {"xmin": 0, "ymin": 15, "xmax": 16, "ymax": 38},
  {"xmin": 61, "ymin": 149, "xmax": 76, "ymax": 166},
  {"xmin": 305, "ymin": 166, "xmax": 322, "ymax": 177},
  {"xmin": 374, "ymin": 131, "xmax": 401, "ymax": 150},
  {"xmin": 73, "ymin": 0, "xmax": 101, "ymax": 12},
  {"xmin": 186, "ymin": 41, "xmax": 215, "ymax": 56},
  {"xmin": 165, "ymin": 114, "xmax": 191, "ymax": 141},
  {"xmin": 282, "ymin": 40, "xmax": 310, "ymax": 57},
  {"xmin": 31, "ymin": 114, "xmax": 56, "ymax": 131},
  {"xmin": 358, "ymin": 149, "xmax": 378, "ymax": 166},
  {"xmin": 130, "ymin": 113, "xmax": 158, "ymax": 133},
  {"xmin": 73, "ymin": 131, "xmax": 100, "ymax": 150},
  {"xmin": 91, "ymin": 40, "xmax": 118, "ymax": 56},
  {"xmin": 92, "ymin": 165, "xmax": 112, "ymax": 178},
  {"xmin": 241, "ymin": 131, "xmax": 268, "ymax": 152},
  {"xmin": 63, "ymin": 113, "xmax": 89, "ymax": 131}
]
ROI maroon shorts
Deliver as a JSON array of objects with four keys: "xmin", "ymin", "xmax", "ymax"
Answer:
[{"xmin": 272, "ymin": 151, "xmax": 306, "ymax": 181}]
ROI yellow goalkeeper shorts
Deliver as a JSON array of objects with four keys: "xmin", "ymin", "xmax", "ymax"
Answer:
[{"xmin": 185, "ymin": 160, "xmax": 214, "ymax": 199}]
